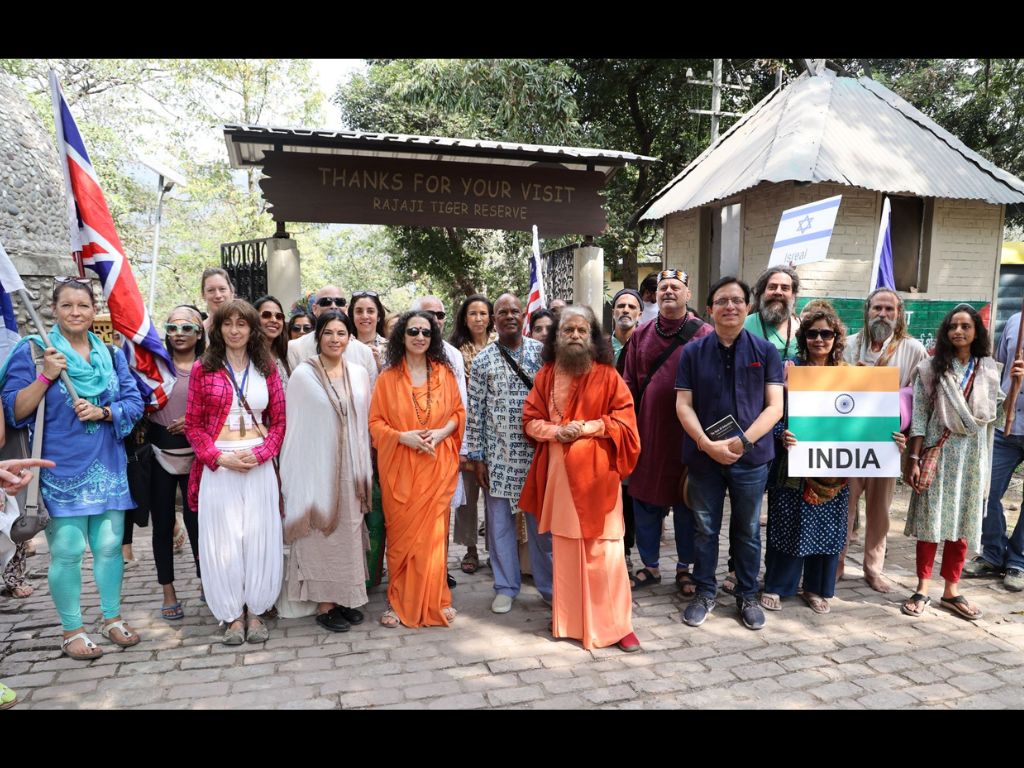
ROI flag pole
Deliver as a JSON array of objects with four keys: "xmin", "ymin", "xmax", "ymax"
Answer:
[
  {"xmin": 48, "ymin": 69, "xmax": 85, "ymax": 279},
  {"xmin": 13, "ymin": 289, "xmax": 80, "ymax": 401}
]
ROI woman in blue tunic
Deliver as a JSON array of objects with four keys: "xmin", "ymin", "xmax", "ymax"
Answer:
[
  {"xmin": 0, "ymin": 278, "xmax": 144, "ymax": 660},
  {"xmin": 760, "ymin": 303, "xmax": 904, "ymax": 615}
]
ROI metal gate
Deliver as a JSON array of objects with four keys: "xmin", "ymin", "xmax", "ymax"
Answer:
[{"xmin": 221, "ymin": 239, "xmax": 269, "ymax": 303}]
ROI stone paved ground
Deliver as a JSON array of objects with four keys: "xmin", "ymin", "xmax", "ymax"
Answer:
[{"xmin": 2, "ymin": 482, "xmax": 1023, "ymax": 709}]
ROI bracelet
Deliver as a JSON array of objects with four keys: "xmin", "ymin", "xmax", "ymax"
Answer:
[{"xmin": 37, "ymin": 372, "xmax": 53, "ymax": 386}]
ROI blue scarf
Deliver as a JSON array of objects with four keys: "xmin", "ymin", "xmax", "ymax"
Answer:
[{"xmin": 0, "ymin": 327, "xmax": 115, "ymax": 404}]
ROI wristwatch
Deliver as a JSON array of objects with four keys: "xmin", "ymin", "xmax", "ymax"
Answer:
[{"xmin": 739, "ymin": 433, "xmax": 754, "ymax": 453}]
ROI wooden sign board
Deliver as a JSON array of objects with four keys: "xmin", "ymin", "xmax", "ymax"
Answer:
[{"xmin": 260, "ymin": 152, "xmax": 607, "ymax": 236}]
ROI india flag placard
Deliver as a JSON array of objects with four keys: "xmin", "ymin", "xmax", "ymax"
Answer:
[{"xmin": 787, "ymin": 366, "xmax": 902, "ymax": 478}]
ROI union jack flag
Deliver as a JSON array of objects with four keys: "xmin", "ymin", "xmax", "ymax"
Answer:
[
  {"xmin": 523, "ymin": 225, "xmax": 546, "ymax": 336},
  {"xmin": 50, "ymin": 72, "xmax": 174, "ymax": 410}
]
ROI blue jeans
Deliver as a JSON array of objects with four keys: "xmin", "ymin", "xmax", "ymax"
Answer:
[
  {"xmin": 484, "ymin": 493, "xmax": 553, "ymax": 600},
  {"xmin": 982, "ymin": 430, "xmax": 1024, "ymax": 571},
  {"xmin": 632, "ymin": 498, "xmax": 695, "ymax": 570},
  {"xmin": 688, "ymin": 462, "xmax": 769, "ymax": 600}
]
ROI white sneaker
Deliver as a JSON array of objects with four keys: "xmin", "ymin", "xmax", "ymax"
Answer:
[{"xmin": 491, "ymin": 594, "xmax": 514, "ymax": 614}]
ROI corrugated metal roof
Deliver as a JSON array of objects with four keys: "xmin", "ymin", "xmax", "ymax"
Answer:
[
  {"xmin": 223, "ymin": 125, "xmax": 657, "ymax": 177},
  {"xmin": 638, "ymin": 70, "xmax": 1024, "ymax": 222}
]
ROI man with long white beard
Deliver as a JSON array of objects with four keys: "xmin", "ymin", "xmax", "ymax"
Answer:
[
  {"xmin": 744, "ymin": 266, "xmax": 802, "ymax": 363},
  {"xmin": 519, "ymin": 306, "xmax": 641, "ymax": 652},
  {"xmin": 842, "ymin": 288, "xmax": 927, "ymax": 592}
]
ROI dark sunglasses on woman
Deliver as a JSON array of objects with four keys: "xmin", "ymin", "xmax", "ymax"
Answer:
[
  {"xmin": 406, "ymin": 327, "xmax": 433, "ymax": 338},
  {"xmin": 803, "ymin": 328, "xmax": 836, "ymax": 341},
  {"xmin": 260, "ymin": 310, "xmax": 285, "ymax": 321}
]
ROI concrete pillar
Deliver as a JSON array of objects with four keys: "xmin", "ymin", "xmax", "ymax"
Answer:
[
  {"xmin": 266, "ymin": 237, "xmax": 301, "ymax": 311},
  {"xmin": 573, "ymin": 244, "xmax": 605, "ymax": 323}
]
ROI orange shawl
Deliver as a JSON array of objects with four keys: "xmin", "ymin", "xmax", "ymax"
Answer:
[
  {"xmin": 519, "ymin": 362, "xmax": 640, "ymax": 539},
  {"xmin": 368, "ymin": 359, "xmax": 465, "ymax": 627}
]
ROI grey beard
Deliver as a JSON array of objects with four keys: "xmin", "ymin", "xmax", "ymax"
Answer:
[
  {"xmin": 556, "ymin": 340, "xmax": 596, "ymax": 375},
  {"xmin": 760, "ymin": 299, "xmax": 792, "ymax": 326},
  {"xmin": 869, "ymin": 317, "xmax": 895, "ymax": 343}
]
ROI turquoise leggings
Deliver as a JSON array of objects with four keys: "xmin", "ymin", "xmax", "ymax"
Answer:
[{"xmin": 45, "ymin": 511, "xmax": 124, "ymax": 630}]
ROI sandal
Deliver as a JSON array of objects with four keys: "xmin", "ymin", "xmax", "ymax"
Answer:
[
  {"xmin": 801, "ymin": 592, "xmax": 830, "ymax": 615},
  {"xmin": 380, "ymin": 607, "xmax": 401, "ymax": 628},
  {"xmin": 675, "ymin": 569, "xmax": 697, "ymax": 598},
  {"xmin": 222, "ymin": 619, "xmax": 245, "ymax": 645},
  {"xmin": 461, "ymin": 550, "xmax": 480, "ymax": 575},
  {"xmin": 246, "ymin": 617, "xmax": 270, "ymax": 643},
  {"xmin": 940, "ymin": 594, "xmax": 983, "ymax": 621},
  {"xmin": 160, "ymin": 602, "xmax": 184, "ymax": 621},
  {"xmin": 759, "ymin": 592, "xmax": 782, "ymax": 612},
  {"xmin": 0, "ymin": 682, "xmax": 17, "ymax": 710},
  {"xmin": 442, "ymin": 606, "xmax": 458, "ymax": 623},
  {"xmin": 901, "ymin": 592, "xmax": 931, "ymax": 617},
  {"xmin": 61, "ymin": 631, "xmax": 103, "ymax": 661},
  {"xmin": 101, "ymin": 619, "xmax": 141, "ymax": 648},
  {"xmin": 721, "ymin": 572, "xmax": 737, "ymax": 595},
  {"xmin": 630, "ymin": 567, "xmax": 662, "ymax": 590}
]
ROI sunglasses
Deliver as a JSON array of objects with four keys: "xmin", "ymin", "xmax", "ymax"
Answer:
[
  {"xmin": 292, "ymin": 324, "xmax": 313, "ymax": 333},
  {"xmin": 427, "ymin": 310, "xmax": 446, "ymax": 321},
  {"xmin": 352, "ymin": 290, "xmax": 379, "ymax": 299},
  {"xmin": 803, "ymin": 328, "xmax": 836, "ymax": 341},
  {"xmin": 165, "ymin": 322, "xmax": 200, "ymax": 335},
  {"xmin": 316, "ymin": 297, "xmax": 347, "ymax": 308},
  {"xmin": 260, "ymin": 310, "xmax": 285, "ymax": 322},
  {"xmin": 406, "ymin": 327, "xmax": 433, "ymax": 338}
]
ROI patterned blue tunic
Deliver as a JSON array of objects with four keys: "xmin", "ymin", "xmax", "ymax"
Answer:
[{"xmin": 2, "ymin": 344, "xmax": 144, "ymax": 517}]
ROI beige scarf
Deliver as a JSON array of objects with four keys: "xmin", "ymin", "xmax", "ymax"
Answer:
[
  {"xmin": 917, "ymin": 356, "xmax": 1000, "ymax": 435},
  {"xmin": 280, "ymin": 358, "xmax": 373, "ymax": 543}
]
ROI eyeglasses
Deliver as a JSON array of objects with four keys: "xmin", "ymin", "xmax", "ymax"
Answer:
[
  {"xmin": 292, "ymin": 324, "xmax": 313, "ymax": 333},
  {"xmin": 712, "ymin": 297, "xmax": 747, "ymax": 307},
  {"xmin": 406, "ymin": 327, "xmax": 433, "ymax": 338},
  {"xmin": 260, "ymin": 310, "xmax": 285, "ymax": 322},
  {"xmin": 165, "ymin": 323, "xmax": 200, "ymax": 335},
  {"xmin": 657, "ymin": 269, "xmax": 689, "ymax": 286},
  {"xmin": 427, "ymin": 310, "xmax": 446, "ymax": 321},
  {"xmin": 316, "ymin": 297, "xmax": 347, "ymax": 308},
  {"xmin": 352, "ymin": 291, "xmax": 379, "ymax": 299},
  {"xmin": 803, "ymin": 328, "xmax": 836, "ymax": 341}
]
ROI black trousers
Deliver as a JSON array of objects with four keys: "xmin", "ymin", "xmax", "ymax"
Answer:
[{"xmin": 151, "ymin": 460, "xmax": 200, "ymax": 585}]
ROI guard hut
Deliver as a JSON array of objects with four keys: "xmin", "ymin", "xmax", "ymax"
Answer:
[
  {"xmin": 633, "ymin": 67, "xmax": 1024, "ymax": 345},
  {"xmin": 221, "ymin": 126, "xmax": 656, "ymax": 317}
]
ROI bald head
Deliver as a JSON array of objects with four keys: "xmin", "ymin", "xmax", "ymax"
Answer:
[{"xmin": 313, "ymin": 285, "xmax": 346, "ymax": 317}]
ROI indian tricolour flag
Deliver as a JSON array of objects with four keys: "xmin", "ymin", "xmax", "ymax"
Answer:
[{"xmin": 787, "ymin": 366, "xmax": 902, "ymax": 478}]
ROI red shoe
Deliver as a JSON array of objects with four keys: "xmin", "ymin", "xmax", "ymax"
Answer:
[{"xmin": 617, "ymin": 632, "xmax": 641, "ymax": 653}]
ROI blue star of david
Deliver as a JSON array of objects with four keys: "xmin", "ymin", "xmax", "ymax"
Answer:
[{"xmin": 796, "ymin": 215, "xmax": 813, "ymax": 234}]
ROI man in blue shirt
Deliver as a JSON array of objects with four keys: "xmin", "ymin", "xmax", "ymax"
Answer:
[
  {"xmin": 675, "ymin": 276, "xmax": 784, "ymax": 630},
  {"xmin": 964, "ymin": 310, "xmax": 1024, "ymax": 591}
]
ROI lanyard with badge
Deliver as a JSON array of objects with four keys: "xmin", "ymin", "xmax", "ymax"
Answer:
[{"xmin": 224, "ymin": 361, "xmax": 253, "ymax": 436}]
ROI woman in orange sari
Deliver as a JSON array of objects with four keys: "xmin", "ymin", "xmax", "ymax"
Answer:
[{"xmin": 369, "ymin": 310, "xmax": 465, "ymax": 628}]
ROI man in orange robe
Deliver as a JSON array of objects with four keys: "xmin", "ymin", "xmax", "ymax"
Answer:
[
  {"xmin": 369, "ymin": 319, "xmax": 466, "ymax": 628},
  {"xmin": 519, "ymin": 305, "xmax": 642, "ymax": 652}
]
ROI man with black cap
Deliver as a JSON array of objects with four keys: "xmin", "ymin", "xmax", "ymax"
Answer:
[{"xmin": 623, "ymin": 270, "xmax": 713, "ymax": 595}]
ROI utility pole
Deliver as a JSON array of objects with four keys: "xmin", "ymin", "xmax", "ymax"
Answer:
[{"xmin": 687, "ymin": 60, "xmax": 751, "ymax": 143}]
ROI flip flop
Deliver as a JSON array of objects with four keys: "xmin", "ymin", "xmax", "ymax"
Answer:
[
  {"xmin": 160, "ymin": 602, "xmax": 184, "ymax": 621},
  {"xmin": 630, "ymin": 567, "xmax": 662, "ymax": 590},
  {"xmin": 901, "ymin": 592, "xmax": 931, "ymax": 617},
  {"xmin": 940, "ymin": 595, "xmax": 983, "ymax": 621}
]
